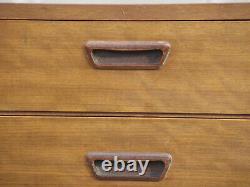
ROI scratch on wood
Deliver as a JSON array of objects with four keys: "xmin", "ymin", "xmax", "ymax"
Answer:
[{"xmin": 121, "ymin": 8, "xmax": 126, "ymax": 16}]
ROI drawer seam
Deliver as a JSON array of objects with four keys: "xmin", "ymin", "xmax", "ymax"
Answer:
[{"xmin": 0, "ymin": 111, "xmax": 250, "ymax": 120}]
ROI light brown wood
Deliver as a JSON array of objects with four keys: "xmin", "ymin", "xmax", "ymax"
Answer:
[
  {"xmin": 0, "ymin": 116, "xmax": 249, "ymax": 186},
  {"xmin": 0, "ymin": 20, "xmax": 249, "ymax": 114},
  {"xmin": 0, "ymin": 4, "xmax": 249, "ymax": 187},
  {"xmin": 0, "ymin": 3, "xmax": 250, "ymax": 21}
]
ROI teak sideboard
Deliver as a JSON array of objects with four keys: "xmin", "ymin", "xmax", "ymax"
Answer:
[{"xmin": 0, "ymin": 3, "xmax": 250, "ymax": 187}]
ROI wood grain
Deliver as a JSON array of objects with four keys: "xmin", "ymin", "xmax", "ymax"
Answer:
[
  {"xmin": 0, "ymin": 20, "xmax": 249, "ymax": 114},
  {"xmin": 0, "ymin": 3, "xmax": 250, "ymax": 21},
  {"xmin": 0, "ymin": 116, "xmax": 249, "ymax": 186}
]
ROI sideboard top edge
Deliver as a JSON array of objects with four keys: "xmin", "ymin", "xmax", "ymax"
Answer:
[{"xmin": 0, "ymin": 3, "xmax": 250, "ymax": 21}]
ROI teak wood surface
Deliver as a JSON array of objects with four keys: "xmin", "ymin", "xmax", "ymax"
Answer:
[
  {"xmin": 0, "ymin": 3, "xmax": 249, "ymax": 187},
  {"xmin": 0, "ymin": 21, "xmax": 249, "ymax": 114},
  {"xmin": 0, "ymin": 117, "xmax": 249, "ymax": 187},
  {"xmin": 0, "ymin": 3, "xmax": 250, "ymax": 20}
]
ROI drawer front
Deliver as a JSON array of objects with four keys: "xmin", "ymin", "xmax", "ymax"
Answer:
[
  {"xmin": 0, "ymin": 117, "xmax": 249, "ymax": 186},
  {"xmin": 0, "ymin": 21, "xmax": 250, "ymax": 114}
]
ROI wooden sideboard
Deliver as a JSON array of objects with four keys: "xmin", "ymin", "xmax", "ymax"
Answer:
[{"xmin": 0, "ymin": 3, "xmax": 250, "ymax": 187}]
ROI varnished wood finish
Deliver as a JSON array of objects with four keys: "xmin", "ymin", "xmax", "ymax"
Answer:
[
  {"xmin": 0, "ymin": 3, "xmax": 250, "ymax": 21},
  {"xmin": 0, "ymin": 117, "xmax": 249, "ymax": 186},
  {"xmin": 0, "ymin": 3, "xmax": 249, "ymax": 187},
  {"xmin": 0, "ymin": 21, "xmax": 249, "ymax": 114}
]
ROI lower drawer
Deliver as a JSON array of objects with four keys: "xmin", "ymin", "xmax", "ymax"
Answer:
[{"xmin": 0, "ymin": 117, "xmax": 249, "ymax": 187}]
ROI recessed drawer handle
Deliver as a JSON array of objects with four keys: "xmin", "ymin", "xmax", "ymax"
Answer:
[
  {"xmin": 85, "ymin": 41, "xmax": 171, "ymax": 70},
  {"xmin": 87, "ymin": 152, "xmax": 172, "ymax": 181}
]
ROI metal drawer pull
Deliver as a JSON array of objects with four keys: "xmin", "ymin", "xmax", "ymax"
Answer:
[
  {"xmin": 85, "ymin": 41, "xmax": 171, "ymax": 70},
  {"xmin": 87, "ymin": 152, "xmax": 172, "ymax": 181}
]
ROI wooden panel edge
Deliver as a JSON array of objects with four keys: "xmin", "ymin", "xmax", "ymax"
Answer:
[{"xmin": 0, "ymin": 3, "xmax": 250, "ymax": 21}]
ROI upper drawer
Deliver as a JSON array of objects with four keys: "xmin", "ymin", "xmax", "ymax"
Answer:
[{"xmin": 0, "ymin": 20, "xmax": 250, "ymax": 113}]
